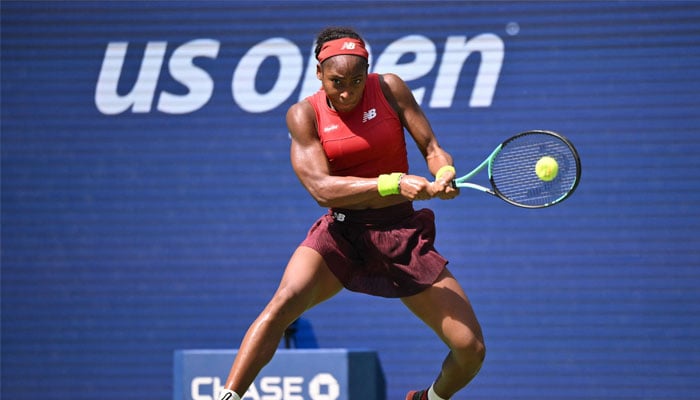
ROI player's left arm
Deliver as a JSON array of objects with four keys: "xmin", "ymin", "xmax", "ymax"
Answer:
[{"xmin": 379, "ymin": 73, "xmax": 458, "ymax": 199}]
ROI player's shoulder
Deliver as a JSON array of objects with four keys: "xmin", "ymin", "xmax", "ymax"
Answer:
[
  {"xmin": 377, "ymin": 73, "xmax": 413, "ymax": 111},
  {"xmin": 286, "ymin": 98, "xmax": 315, "ymax": 125},
  {"xmin": 378, "ymin": 73, "xmax": 411, "ymax": 95},
  {"xmin": 378, "ymin": 72, "xmax": 403, "ymax": 85},
  {"xmin": 286, "ymin": 99, "xmax": 318, "ymax": 144},
  {"xmin": 377, "ymin": 72, "xmax": 400, "ymax": 90}
]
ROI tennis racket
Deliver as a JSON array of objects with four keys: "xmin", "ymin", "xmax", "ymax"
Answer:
[{"xmin": 451, "ymin": 130, "xmax": 581, "ymax": 208}]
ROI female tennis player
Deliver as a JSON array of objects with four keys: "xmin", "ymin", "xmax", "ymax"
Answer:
[{"xmin": 219, "ymin": 27, "xmax": 485, "ymax": 400}]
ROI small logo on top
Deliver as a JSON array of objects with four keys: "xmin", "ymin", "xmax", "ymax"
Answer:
[{"xmin": 362, "ymin": 108, "xmax": 377, "ymax": 123}]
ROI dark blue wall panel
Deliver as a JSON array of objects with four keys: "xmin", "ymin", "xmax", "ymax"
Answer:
[{"xmin": 2, "ymin": 1, "xmax": 699, "ymax": 399}]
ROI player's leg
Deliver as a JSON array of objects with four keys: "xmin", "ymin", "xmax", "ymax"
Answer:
[
  {"xmin": 401, "ymin": 267, "xmax": 485, "ymax": 399},
  {"xmin": 221, "ymin": 246, "xmax": 343, "ymax": 397}
]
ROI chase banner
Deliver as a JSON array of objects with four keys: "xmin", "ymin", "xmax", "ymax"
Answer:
[{"xmin": 173, "ymin": 349, "xmax": 384, "ymax": 400}]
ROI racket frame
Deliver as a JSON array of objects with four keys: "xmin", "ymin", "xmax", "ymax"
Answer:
[{"xmin": 451, "ymin": 130, "xmax": 581, "ymax": 208}]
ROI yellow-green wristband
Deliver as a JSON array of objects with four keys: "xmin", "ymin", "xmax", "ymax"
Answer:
[
  {"xmin": 377, "ymin": 173, "xmax": 403, "ymax": 197},
  {"xmin": 435, "ymin": 165, "xmax": 456, "ymax": 181}
]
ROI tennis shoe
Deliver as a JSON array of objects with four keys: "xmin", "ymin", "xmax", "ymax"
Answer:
[{"xmin": 405, "ymin": 389, "xmax": 428, "ymax": 400}]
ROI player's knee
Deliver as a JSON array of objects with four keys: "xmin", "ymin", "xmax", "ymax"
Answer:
[
  {"xmin": 262, "ymin": 286, "xmax": 307, "ymax": 325},
  {"xmin": 453, "ymin": 335, "xmax": 486, "ymax": 370}
]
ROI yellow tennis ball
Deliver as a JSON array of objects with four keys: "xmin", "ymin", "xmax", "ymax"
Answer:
[{"xmin": 535, "ymin": 156, "xmax": 559, "ymax": 181}]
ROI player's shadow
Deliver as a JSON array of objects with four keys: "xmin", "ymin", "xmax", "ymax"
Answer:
[{"xmin": 282, "ymin": 317, "xmax": 319, "ymax": 349}]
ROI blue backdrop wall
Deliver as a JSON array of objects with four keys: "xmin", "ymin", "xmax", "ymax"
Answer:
[{"xmin": 2, "ymin": 1, "xmax": 699, "ymax": 399}]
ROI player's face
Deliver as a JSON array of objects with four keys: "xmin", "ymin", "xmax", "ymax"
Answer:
[{"xmin": 317, "ymin": 55, "xmax": 369, "ymax": 113}]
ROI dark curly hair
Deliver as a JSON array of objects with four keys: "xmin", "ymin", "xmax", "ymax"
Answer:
[{"xmin": 314, "ymin": 27, "xmax": 365, "ymax": 60}]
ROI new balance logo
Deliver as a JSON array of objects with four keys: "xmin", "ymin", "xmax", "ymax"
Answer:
[
  {"xmin": 362, "ymin": 108, "xmax": 377, "ymax": 123},
  {"xmin": 341, "ymin": 42, "xmax": 356, "ymax": 50},
  {"xmin": 333, "ymin": 211, "xmax": 346, "ymax": 222}
]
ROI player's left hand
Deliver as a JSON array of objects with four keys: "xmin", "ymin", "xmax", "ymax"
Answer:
[{"xmin": 431, "ymin": 172, "xmax": 460, "ymax": 200}]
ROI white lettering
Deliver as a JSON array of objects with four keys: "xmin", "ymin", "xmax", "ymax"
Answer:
[
  {"xmin": 191, "ymin": 376, "xmax": 214, "ymax": 400},
  {"xmin": 323, "ymin": 124, "xmax": 339, "ymax": 132},
  {"xmin": 260, "ymin": 376, "xmax": 282, "ymax": 400},
  {"xmin": 157, "ymin": 39, "xmax": 220, "ymax": 114},
  {"xmin": 308, "ymin": 373, "xmax": 340, "ymax": 400},
  {"xmin": 95, "ymin": 41, "xmax": 166, "ymax": 114},
  {"xmin": 241, "ymin": 383, "xmax": 260, "ymax": 400},
  {"xmin": 95, "ymin": 32, "xmax": 505, "ymax": 115},
  {"xmin": 283, "ymin": 376, "xmax": 304, "ymax": 400},
  {"xmin": 190, "ymin": 375, "xmax": 341, "ymax": 400},
  {"xmin": 373, "ymin": 34, "xmax": 437, "ymax": 104},
  {"xmin": 430, "ymin": 33, "xmax": 504, "ymax": 108},
  {"xmin": 95, "ymin": 40, "xmax": 220, "ymax": 115},
  {"xmin": 232, "ymin": 37, "xmax": 302, "ymax": 113}
]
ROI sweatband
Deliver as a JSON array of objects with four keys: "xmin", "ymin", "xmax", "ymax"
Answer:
[
  {"xmin": 317, "ymin": 38, "xmax": 369, "ymax": 64},
  {"xmin": 377, "ymin": 173, "xmax": 403, "ymax": 196},
  {"xmin": 435, "ymin": 165, "xmax": 456, "ymax": 181}
]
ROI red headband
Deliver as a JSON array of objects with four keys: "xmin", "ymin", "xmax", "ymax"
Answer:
[{"xmin": 317, "ymin": 38, "xmax": 368, "ymax": 64}]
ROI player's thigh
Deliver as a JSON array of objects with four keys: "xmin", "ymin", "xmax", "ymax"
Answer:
[
  {"xmin": 273, "ymin": 246, "xmax": 343, "ymax": 314},
  {"xmin": 401, "ymin": 267, "xmax": 483, "ymax": 349}
]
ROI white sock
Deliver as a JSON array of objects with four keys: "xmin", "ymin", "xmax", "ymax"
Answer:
[
  {"xmin": 218, "ymin": 389, "xmax": 241, "ymax": 400},
  {"xmin": 428, "ymin": 383, "xmax": 448, "ymax": 400}
]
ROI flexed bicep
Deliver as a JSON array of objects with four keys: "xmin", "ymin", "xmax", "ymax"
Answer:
[{"xmin": 287, "ymin": 102, "xmax": 333, "ymax": 202}]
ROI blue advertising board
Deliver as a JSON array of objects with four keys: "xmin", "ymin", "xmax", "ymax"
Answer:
[
  {"xmin": 173, "ymin": 349, "xmax": 384, "ymax": 400},
  {"xmin": 2, "ymin": 2, "xmax": 699, "ymax": 400}
]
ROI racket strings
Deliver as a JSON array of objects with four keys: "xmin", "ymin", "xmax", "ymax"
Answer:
[{"xmin": 490, "ymin": 133, "xmax": 578, "ymax": 207}]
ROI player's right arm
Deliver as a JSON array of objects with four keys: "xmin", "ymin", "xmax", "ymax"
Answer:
[{"xmin": 286, "ymin": 101, "xmax": 382, "ymax": 208}]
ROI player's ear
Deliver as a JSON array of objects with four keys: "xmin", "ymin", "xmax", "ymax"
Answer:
[{"xmin": 316, "ymin": 63, "xmax": 322, "ymax": 80}]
